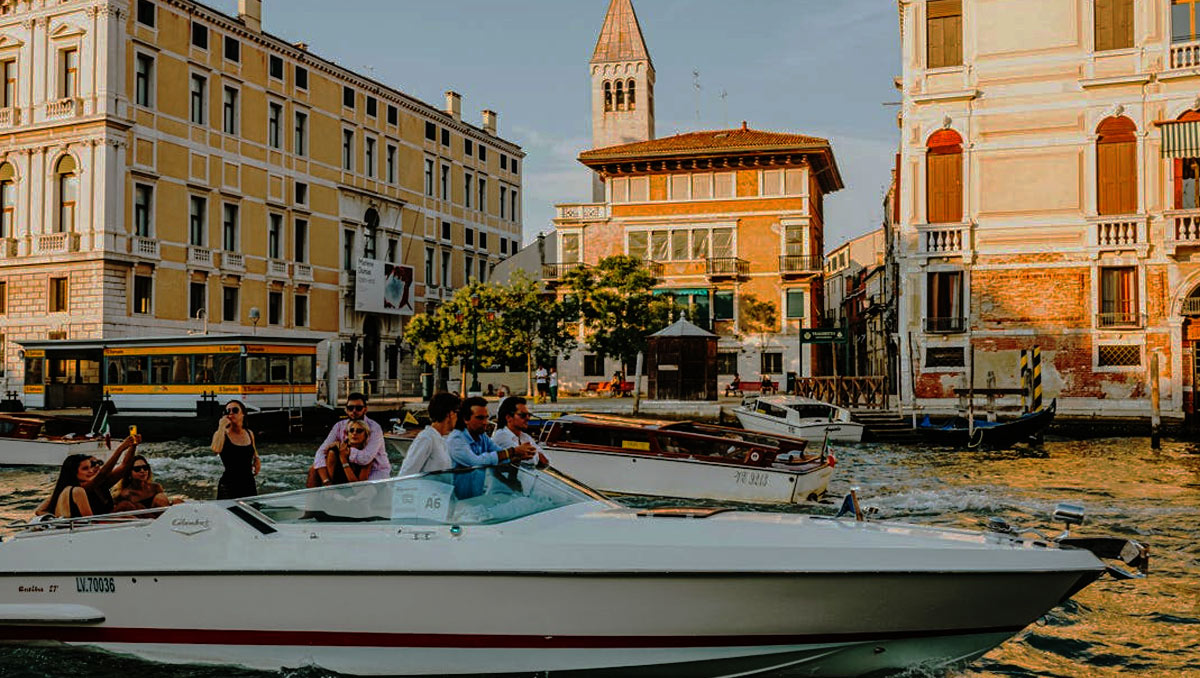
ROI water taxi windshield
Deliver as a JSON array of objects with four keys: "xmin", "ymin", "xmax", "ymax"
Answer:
[{"xmin": 241, "ymin": 467, "xmax": 606, "ymax": 527}]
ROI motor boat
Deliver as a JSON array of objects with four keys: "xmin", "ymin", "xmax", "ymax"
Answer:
[
  {"xmin": 918, "ymin": 400, "xmax": 1057, "ymax": 448},
  {"xmin": 0, "ymin": 467, "xmax": 1148, "ymax": 677},
  {"xmin": 533, "ymin": 414, "xmax": 835, "ymax": 504},
  {"xmin": 0, "ymin": 414, "xmax": 107, "ymax": 466},
  {"xmin": 732, "ymin": 395, "xmax": 866, "ymax": 442}
]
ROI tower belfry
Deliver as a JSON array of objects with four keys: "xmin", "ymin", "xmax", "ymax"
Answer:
[{"xmin": 590, "ymin": 0, "xmax": 655, "ymax": 154}]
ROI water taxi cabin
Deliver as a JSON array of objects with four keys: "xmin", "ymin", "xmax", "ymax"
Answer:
[{"xmin": 18, "ymin": 335, "xmax": 320, "ymax": 414}]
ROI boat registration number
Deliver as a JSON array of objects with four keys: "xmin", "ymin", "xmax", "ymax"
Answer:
[
  {"xmin": 734, "ymin": 470, "xmax": 770, "ymax": 487},
  {"xmin": 76, "ymin": 576, "xmax": 116, "ymax": 594}
]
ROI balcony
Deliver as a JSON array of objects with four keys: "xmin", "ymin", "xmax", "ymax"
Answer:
[
  {"xmin": 1171, "ymin": 39, "xmax": 1200, "ymax": 69},
  {"xmin": 1097, "ymin": 311, "xmax": 1144, "ymax": 329},
  {"xmin": 187, "ymin": 245, "xmax": 213, "ymax": 267},
  {"xmin": 554, "ymin": 203, "xmax": 608, "ymax": 222},
  {"xmin": 1183, "ymin": 297, "xmax": 1200, "ymax": 317},
  {"xmin": 0, "ymin": 237, "xmax": 15, "ymax": 258},
  {"xmin": 0, "ymin": 107, "xmax": 19, "ymax": 128},
  {"xmin": 706, "ymin": 257, "xmax": 749, "ymax": 280},
  {"xmin": 779, "ymin": 254, "xmax": 822, "ymax": 278},
  {"xmin": 44, "ymin": 97, "xmax": 78, "ymax": 120},
  {"xmin": 542, "ymin": 261, "xmax": 586, "ymax": 286},
  {"xmin": 130, "ymin": 236, "xmax": 159, "ymax": 260},
  {"xmin": 917, "ymin": 222, "xmax": 969, "ymax": 256},
  {"xmin": 925, "ymin": 316, "xmax": 966, "ymax": 334},
  {"xmin": 643, "ymin": 260, "xmax": 664, "ymax": 278},
  {"xmin": 1088, "ymin": 214, "xmax": 1146, "ymax": 258},
  {"xmin": 35, "ymin": 232, "xmax": 79, "ymax": 254},
  {"xmin": 294, "ymin": 263, "xmax": 313, "ymax": 282},
  {"xmin": 267, "ymin": 259, "xmax": 289, "ymax": 278},
  {"xmin": 221, "ymin": 251, "xmax": 245, "ymax": 273},
  {"xmin": 1166, "ymin": 209, "xmax": 1200, "ymax": 255}
]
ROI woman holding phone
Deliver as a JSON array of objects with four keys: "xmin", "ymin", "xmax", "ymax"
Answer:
[{"xmin": 210, "ymin": 399, "xmax": 260, "ymax": 499}]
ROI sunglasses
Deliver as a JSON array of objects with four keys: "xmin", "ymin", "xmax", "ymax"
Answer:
[
  {"xmin": 225, "ymin": 408, "xmax": 241, "ymax": 415},
  {"xmin": 132, "ymin": 465, "xmax": 150, "ymax": 472},
  {"xmin": 346, "ymin": 405, "xmax": 365, "ymax": 412},
  {"xmin": 515, "ymin": 412, "xmax": 531, "ymax": 419},
  {"xmin": 348, "ymin": 428, "xmax": 368, "ymax": 435}
]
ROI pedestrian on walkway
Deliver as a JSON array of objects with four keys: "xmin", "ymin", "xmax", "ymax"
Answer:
[
  {"xmin": 535, "ymin": 365, "xmax": 549, "ymax": 403},
  {"xmin": 548, "ymin": 367, "xmax": 559, "ymax": 403}
]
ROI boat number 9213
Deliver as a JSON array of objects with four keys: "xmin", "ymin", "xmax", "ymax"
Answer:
[
  {"xmin": 76, "ymin": 577, "xmax": 116, "ymax": 593},
  {"xmin": 734, "ymin": 470, "xmax": 769, "ymax": 487}
]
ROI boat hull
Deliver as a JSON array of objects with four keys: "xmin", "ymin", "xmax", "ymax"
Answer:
[
  {"xmin": 733, "ymin": 409, "xmax": 865, "ymax": 443},
  {"xmin": 0, "ymin": 436, "xmax": 107, "ymax": 467},
  {"xmin": 546, "ymin": 447, "xmax": 834, "ymax": 503}
]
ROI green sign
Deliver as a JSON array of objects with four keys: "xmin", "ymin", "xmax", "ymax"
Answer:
[{"xmin": 798, "ymin": 328, "xmax": 847, "ymax": 344}]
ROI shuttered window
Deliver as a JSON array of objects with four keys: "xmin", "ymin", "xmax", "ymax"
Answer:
[
  {"xmin": 927, "ymin": 0, "xmax": 962, "ymax": 68},
  {"xmin": 1095, "ymin": 0, "xmax": 1134, "ymax": 52},
  {"xmin": 1096, "ymin": 117, "xmax": 1137, "ymax": 216},
  {"xmin": 926, "ymin": 130, "xmax": 963, "ymax": 224}
]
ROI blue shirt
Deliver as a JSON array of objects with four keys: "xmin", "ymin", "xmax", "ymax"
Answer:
[{"xmin": 446, "ymin": 428, "xmax": 504, "ymax": 499}]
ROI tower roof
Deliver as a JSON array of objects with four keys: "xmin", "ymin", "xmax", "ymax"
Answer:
[{"xmin": 591, "ymin": 0, "xmax": 653, "ymax": 67}]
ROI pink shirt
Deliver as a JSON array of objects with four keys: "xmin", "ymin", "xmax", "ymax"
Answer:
[{"xmin": 312, "ymin": 417, "xmax": 390, "ymax": 480}]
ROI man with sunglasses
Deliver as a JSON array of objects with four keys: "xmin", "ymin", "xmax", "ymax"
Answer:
[
  {"xmin": 491, "ymin": 396, "xmax": 549, "ymax": 467},
  {"xmin": 446, "ymin": 396, "xmax": 535, "ymax": 499},
  {"xmin": 309, "ymin": 392, "xmax": 388, "ymax": 487}
]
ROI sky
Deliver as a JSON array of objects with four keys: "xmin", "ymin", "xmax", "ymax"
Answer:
[{"xmin": 206, "ymin": 0, "xmax": 900, "ymax": 253}]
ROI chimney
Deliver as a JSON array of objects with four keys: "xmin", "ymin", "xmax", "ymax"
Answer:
[
  {"xmin": 239, "ymin": 0, "xmax": 262, "ymax": 32},
  {"xmin": 482, "ymin": 109, "xmax": 497, "ymax": 135},
  {"xmin": 445, "ymin": 91, "xmax": 462, "ymax": 121}
]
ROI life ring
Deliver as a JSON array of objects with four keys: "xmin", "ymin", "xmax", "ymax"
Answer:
[{"xmin": 746, "ymin": 451, "xmax": 761, "ymax": 464}]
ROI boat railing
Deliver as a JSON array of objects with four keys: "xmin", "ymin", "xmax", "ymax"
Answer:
[{"xmin": 1, "ymin": 506, "xmax": 169, "ymax": 540}]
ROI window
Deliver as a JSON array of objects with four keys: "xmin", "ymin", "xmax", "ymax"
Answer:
[
  {"xmin": 366, "ymin": 96, "xmax": 377, "ymax": 118},
  {"xmin": 0, "ymin": 173, "xmax": 13, "ymax": 238},
  {"xmin": 786, "ymin": 289, "xmax": 806, "ymax": 319},
  {"xmin": 441, "ymin": 128, "xmax": 450, "ymax": 146},
  {"xmin": 222, "ymin": 286, "xmax": 238, "ymax": 322},
  {"xmin": 136, "ymin": 0, "xmax": 155, "ymax": 27},
  {"xmin": 441, "ymin": 250, "xmax": 451, "ymax": 287},
  {"xmin": 441, "ymin": 164, "xmax": 450, "ymax": 200},
  {"xmin": 49, "ymin": 277, "xmax": 68, "ymax": 313},
  {"xmin": 615, "ymin": 81, "xmax": 625, "ymax": 110},
  {"xmin": 135, "ymin": 54, "xmax": 153, "ymax": 107},
  {"xmin": 425, "ymin": 247, "xmax": 435, "ymax": 284},
  {"xmin": 191, "ymin": 22, "xmax": 208, "ymax": 49},
  {"xmin": 442, "ymin": 221, "xmax": 452, "ymax": 240},
  {"xmin": 425, "ymin": 122, "xmax": 437, "ymax": 141},
  {"xmin": 479, "ymin": 258, "xmax": 488, "ymax": 282},
  {"xmin": 926, "ymin": 271, "xmax": 964, "ymax": 333},
  {"xmin": 479, "ymin": 232, "xmax": 488, "ymax": 251},
  {"xmin": 1100, "ymin": 266, "xmax": 1139, "ymax": 327},
  {"xmin": 500, "ymin": 186, "xmax": 507, "ymax": 218},
  {"xmin": 268, "ymin": 213, "xmax": 282, "ymax": 259},
  {"xmin": 61, "ymin": 49, "xmax": 78, "ymax": 98},
  {"xmin": 268, "ymin": 101, "xmax": 282, "ymax": 149},
  {"xmin": 464, "ymin": 172, "xmax": 473, "ymax": 208},
  {"xmin": 268, "ymin": 291, "xmax": 282, "ymax": 326},
  {"xmin": 424, "ymin": 159, "xmax": 434, "ymax": 196},
  {"xmin": 761, "ymin": 353, "xmax": 783, "ymax": 375},
  {"xmin": 189, "ymin": 281, "xmax": 206, "ymax": 319},
  {"xmin": 294, "ymin": 181, "xmax": 308, "ymax": 206},
  {"xmin": 627, "ymin": 81, "xmax": 636, "ymax": 111},
  {"xmin": 500, "ymin": 154, "xmax": 508, "ymax": 171},
  {"xmin": 224, "ymin": 36, "xmax": 240, "ymax": 63},
  {"xmin": 1095, "ymin": 0, "xmax": 1133, "ymax": 51},
  {"xmin": 716, "ymin": 352, "xmax": 738, "ymax": 375},
  {"xmin": 583, "ymin": 354, "xmax": 605, "ymax": 377},
  {"xmin": 500, "ymin": 238, "xmax": 507, "ymax": 255},
  {"xmin": 1098, "ymin": 344, "xmax": 1141, "ymax": 367},
  {"xmin": 926, "ymin": 0, "xmax": 962, "ymax": 68},
  {"xmin": 293, "ymin": 219, "xmax": 308, "ymax": 262},
  {"xmin": 56, "ymin": 156, "xmax": 77, "ymax": 233},
  {"xmin": 713, "ymin": 291, "xmax": 734, "ymax": 321},
  {"xmin": 1, "ymin": 60, "xmax": 15, "ymax": 108},
  {"xmin": 1097, "ymin": 116, "xmax": 1137, "ymax": 215},
  {"xmin": 134, "ymin": 184, "xmax": 152, "ymax": 237},
  {"xmin": 363, "ymin": 228, "xmax": 377, "ymax": 260},
  {"xmin": 189, "ymin": 196, "xmax": 206, "ymax": 246},
  {"xmin": 926, "ymin": 347, "xmax": 965, "ymax": 368},
  {"xmin": 926, "ymin": 129, "xmax": 963, "ymax": 223},
  {"xmin": 342, "ymin": 129, "xmax": 354, "ymax": 171},
  {"xmin": 561, "ymin": 233, "xmax": 580, "ymax": 263},
  {"xmin": 465, "ymin": 228, "xmax": 475, "ymax": 247},
  {"xmin": 293, "ymin": 111, "xmax": 308, "ymax": 156},
  {"xmin": 269, "ymin": 54, "xmax": 284, "ymax": 80},
  {"xmin": 294, "ymin": 65, "xmax": 308, "ymax": 90},
  {"xmin": 387, "ymin": 104, "xmax": 398, "ymax": 126},
  {"xmin": 465, "ymin": 254, "xmax": 473, "ymax": 280},
  {"xmin": 133, "ymin": 275, "xmax": 152, "ymax": 314},
  {"xmin": 222, "ymin": 86, "xmax": 238, "ymax": 134},
  {"xmin": 294, "ymin": 294, "xmax": 309, "ymax": 327},
  {"xmin": 1174, "ymin": 0, "xmax": 1200, "ymax": 42},
  {"xmin": 343, "ymin": 229, "xmax": 355, "ymax": 271},
  {"xmin": 343, "ymin": 86, "xmax": 355, "ymax": 109},
  {"xmin": 511, "ymin": 190, "xmax": 519, "ymax": 221},
  {"xmin": 365, "ymin": 137, "xmax": 376, "ymax": 178},
  {"xmin": 511, "ymin": 158, "xmax": 519, "ymax": 175},
  {"xmin": 386, "ymin": 238, "xmax": 397, "ymax": 263},
  {"xmin": 386, "ymin": 145, "xmax": 396, "ymax": 183},
  {"xmin": 604, "ymin": 81, "xmax": 613, "ymax": 112},
  {"xmin": 190, "ymin": 74, "xmax": 206, "ymax": 124},
  {"xmin": 222, "ymin": 203, "xmax": 238, "ymax": 250},
  {"xmin": 478, "ymin": 145, "xmax": 487, "ymax": 162},
  {"xmin": 478, "ymin": 177, "xmax": 487, "ymax": 212},
  {"xmin": 465, "ymin": 139, "xmax": 473, "ymax": 156}
]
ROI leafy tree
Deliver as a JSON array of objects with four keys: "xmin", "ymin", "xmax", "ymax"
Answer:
[
  {"xmin": 405, "ymin": 282, "xmax": 503, "ymax": 392},
  {"xmin": 739, "ymin": 294, "xmax": 778, "ymax": 375},
  {"xmin": 491, "ymin": 271, "xmax": 580, "ymax": 395}
]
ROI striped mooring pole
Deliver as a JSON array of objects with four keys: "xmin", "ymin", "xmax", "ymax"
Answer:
[
  {"xmin": 1019, "ymin": 349, "xmax": 1030, "ymax": 414},
  {"xmin": 1031, "ymin": 346, "xmax": 1043, "ymax": 411}
]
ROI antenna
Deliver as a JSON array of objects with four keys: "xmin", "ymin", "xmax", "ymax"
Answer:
[
  {"xmin": 719, "ymin": 89, "xmax": 728, "ymax": 128},
  {"xmin": 692, "ymin": 70, "xmax": 702, "ymax": 124}
]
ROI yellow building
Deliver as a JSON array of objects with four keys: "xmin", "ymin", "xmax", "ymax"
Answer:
[{"xmin": 0, "ymin": 0, "xmax": 524, "ymax": 404}]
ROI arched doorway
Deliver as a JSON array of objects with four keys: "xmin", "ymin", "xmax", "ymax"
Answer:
[{"xmin": 362, "ymin": 315, "xmax": 381, "ymax": 383}]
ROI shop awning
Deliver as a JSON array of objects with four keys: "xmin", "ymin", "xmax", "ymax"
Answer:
[{"xmin": 1161, "ymin": 120, "xmax": 1200, "ymax": 158}]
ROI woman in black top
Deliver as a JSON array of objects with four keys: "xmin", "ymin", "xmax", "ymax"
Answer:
[
  {"xmin": 40, "ymin": 434, "xmax": 140, "ymax": 519},
  {"xmin": 210, "ymin": 399, "xmax": 260, "ymax": 499}
]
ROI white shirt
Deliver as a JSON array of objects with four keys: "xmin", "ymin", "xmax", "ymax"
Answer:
[
  {"xmin": 397, "ymin": 426, "xmax": 452, "ymax": 477},
  {"xmin": 491, "ymin": 426, "xmax": 550, "ymax": 465}
]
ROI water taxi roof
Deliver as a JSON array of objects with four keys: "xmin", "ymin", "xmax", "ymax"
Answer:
[{"xmin": 18, "ymin": 334, "xmax": 324, "ymax": 352}]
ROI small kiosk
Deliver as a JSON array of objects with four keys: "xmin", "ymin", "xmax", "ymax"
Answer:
[{"xmin": 646, "ymin": 316, "xmax": 718, "ymax": 401}]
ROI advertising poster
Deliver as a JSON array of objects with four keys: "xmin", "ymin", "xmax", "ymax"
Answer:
[{"xmin": 354, "ymin": 258, "xmax": 414, "ymax": 316}]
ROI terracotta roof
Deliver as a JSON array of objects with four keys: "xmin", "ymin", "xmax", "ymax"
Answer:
[
  {"xmin": 591, "ymin": 0, "xmax": 652, "ymax": 65},
  {"xmin": 579, "ymin": 124, "xmax": 831, "ymax": 161}
]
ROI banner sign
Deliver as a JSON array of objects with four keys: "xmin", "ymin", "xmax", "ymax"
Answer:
[
  {"xmin": 798, "ymin": 328, "xmax": 847, "ymax": 344},
  {"xmin": 354, "ymin": 258, "xmax": 414, "ymax": 316}
]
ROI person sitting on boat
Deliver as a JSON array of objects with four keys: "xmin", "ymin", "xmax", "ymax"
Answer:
[
  {"xmin": 308, "ymin": 393, "xmax": 389, "ymax": 487},
  {"xmin": 38, "ymin": 434, "xmax": 140, "ymax": 519},
  {"xmin": 210, "ymin": 400, "xmax": 260, "ymax": 500},
  {"xmin": 397, "ymin": 392, "xmax": 460, "ymax": 477},
  {"xmin": 112, "ymin": 454, "xmax": 179, "ymax": 512},
  {"xmin": 446, "ymin": 396, "xmax": 535, "ymax": 500},
  {"xmin": 491, "ymin": 396, "xmax": 549, "ymax": 468},
  {"xmin": 317, "ymin": 420, "xmax": 376, "ymax": 486}
]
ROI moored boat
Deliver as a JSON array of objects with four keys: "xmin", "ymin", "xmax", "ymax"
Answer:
[
  {"xmin": 732, "ymin": 395, "xmax": 866, "ymax": 442},
  {"xmin": 917, "ymin": 400, "xmax": 1057, "ymax": 449},
  {"xmin": 0, "ymin": 467, "xmax": 1147, "ymax": 677},
  {"xmin": 0, "ymin": 414, "xmax": 106, "ymax": 466}
]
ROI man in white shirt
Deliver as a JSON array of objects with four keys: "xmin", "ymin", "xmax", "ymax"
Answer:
[
  {"xmin": 491, "ymin": 396, "xmax": 549, "ymax": 467},
  {"xmin": 397, "ymin": 392, "xmax": 461, "ymax": 477}
]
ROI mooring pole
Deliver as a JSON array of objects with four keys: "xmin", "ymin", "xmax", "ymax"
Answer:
[{"xmin": 1150, "ymin": 352, "xmax": 1161, "ymax": 450}]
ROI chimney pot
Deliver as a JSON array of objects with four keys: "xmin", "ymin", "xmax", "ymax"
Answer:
[
  {"xmin": 238, "ymin": 0, "xmax": 262, "ymax": 32},
  {"xmin": 445, "ymin": 91, "xmax": 462, "ymax": 121},
  {"xmin": 482, "ymin": 109, "xmax": 498, "ymax": 135}
]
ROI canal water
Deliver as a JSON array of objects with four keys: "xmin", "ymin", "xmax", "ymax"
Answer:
[{"xmin": 0, "ymin": 434, "xmax": 1196, "ymax": 678}]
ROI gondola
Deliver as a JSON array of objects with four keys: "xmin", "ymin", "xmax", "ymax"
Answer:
[{"xmin": 917, "ymin": 399, "xmax": 1056, "ymax": 448}]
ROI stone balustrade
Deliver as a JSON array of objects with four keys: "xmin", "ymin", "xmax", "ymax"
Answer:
[
  {"xmin": 188, "ymin": 246, "xmax": 213, "ymax": 267},
  {"xmin": 35, "ymin": 232, "xmax": 78, "ymax": 254},
  {"xmin": 555, "ymin": 203, "xmax": 608, "ymax": 221},
  {"xmin": 222, "ymin": 251, "xmax": 245, "ymax": 272},
  {"xmin": 131, "ymin": 236, "xmax": 160, "ymax": 259},
  {"xmin": 44, "ymin": 98, "xmax": 77, "ymax": 120},
  {"xmin": 294, "ymin": 263, "xmax": 313, "ymax": 282},
  {"xmin": 1171, "ymin": 39, "xmax": 1200, "ymax": 69}
]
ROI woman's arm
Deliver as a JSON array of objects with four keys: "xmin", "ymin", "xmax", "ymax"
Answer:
[
  {"xmin": 211, "ymin": 418, "xmax": 229, "ymax": 454},
  {"xmin": 33, "ymin": 495, "xmax": 52, "ymax": 516},
  {"xmin": 91, "ymin": 435, "xmax": 137, "ymax": 488},
  {"xmin": 250, "ymin": 431, "xmax": 261, "ymax": 475}
]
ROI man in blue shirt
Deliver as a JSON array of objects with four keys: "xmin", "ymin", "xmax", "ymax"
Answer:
[{"xmin": 446, "ymin": 396, "xmax": 535, "ymax": 499}]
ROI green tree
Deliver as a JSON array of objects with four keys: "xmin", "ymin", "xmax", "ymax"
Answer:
[
  {"xmin": 405, "ymin": 281, "xmax": 504, "ymax": 392},
  {"xmin": 739, "ymin": 293, "xmax": 778, "ymax": 375},
  {"xmin": 491, "ymin": 271, "xmax": 580, "ymax": 395}
]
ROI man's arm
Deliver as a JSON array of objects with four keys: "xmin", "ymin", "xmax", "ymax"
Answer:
[
  {"xmin": 397, "ymin": 433, "xmax": 432, "ymax": 476},
  {"xmin": 447, "ymin": 431, "xmax": 500, "ymax": 467},
  {"xmin": 348, "ymin": 419, "xmax": 386, "ymax": 466},
  {"xmin": 313, "ymin": 421, "xmax": 343, "ymax": 469}
]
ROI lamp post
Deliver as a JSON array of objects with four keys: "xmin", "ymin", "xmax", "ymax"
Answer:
[{"xmin": 468, "ymin": 294, "xmax": 482, "ymax": 395}]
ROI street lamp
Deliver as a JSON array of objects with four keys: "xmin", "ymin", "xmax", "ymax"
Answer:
[{"xmin": 468, "ymin": 294, "xmax": 482, "ymax": 395}]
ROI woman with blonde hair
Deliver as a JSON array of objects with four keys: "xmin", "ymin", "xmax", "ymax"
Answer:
[{"xmin": 210, "ymin": 399, "xmax": 260, "ymax": 499}]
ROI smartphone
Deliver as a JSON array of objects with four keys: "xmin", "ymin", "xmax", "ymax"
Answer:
[{"xmin": 129, "ymin": 425, "xmax": 138, "ymax": 437}]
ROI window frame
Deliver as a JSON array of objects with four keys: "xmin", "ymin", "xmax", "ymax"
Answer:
[
  {"xmin": 49, "ymin": 276, "xmax": 69, "ymax": 313},
  {"xmin": 926, "ymin": 0, "xmax": 963, "ymax": 70},
  {"xmin": 132, "ymin": 274, "xmax": 153, "ymax": 315},
  {"xmin": 134, "ymin": 52, "xmax": 154, "ymax": 108},
  {"xmin": 267, "ymin": 100, "xmax": 283, "ymax": 149},
  {"xmin": 133, "ymin": 183, "xmax": 153, "ymax": 238},
  {"xmin": 191, "ymin": 22, "xmax": 209, "ymax": 50},
  {"xmin": 222, "ymin": 85, "xmax": 239, "ymax": 135},
  {"xmin": 223, "ymin": 35, "xmax": 240, "ymax": 64},
  {"xmin": 189, "ymin": 72, "xmax": 207, "ymax": 125}
]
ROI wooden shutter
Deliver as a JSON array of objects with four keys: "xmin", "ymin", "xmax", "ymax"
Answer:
[
  {"xmin": 1095, "ymin": 0, "xmax": 1114, "ymax": 51},
  {"xmin": 1097, "ymin": 141, "xmax": 1136, "ymax": 215},
  {"xmin": 1115, "ymin": 0, "xmax": 1133, "ymax": 50},
  {"xmin": 927, "ymin": 152, "xmax": 962, "ymax": 224},
  {"xmin": 927, "ymin": 1, "xmax": 962, "ymax": 68}
]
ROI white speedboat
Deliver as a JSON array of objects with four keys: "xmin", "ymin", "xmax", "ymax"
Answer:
[
  {"xmin": 0, "ymin": 415, "xmax": 107, "ymax": 466},
  {"xmin": 733, "ymin": 396, "xmax": 866, "ymax": 442},
  {"xmin": 0, "ymin": 468, "xmax": 1147, "ymax": 677},
  {"xmin": 536, "ymin": 415, "xmax": 834, "ymax": 504}
]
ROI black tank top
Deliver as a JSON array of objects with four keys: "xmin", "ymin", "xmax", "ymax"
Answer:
[
  {"xmin": 217, "ymin": 433, "xmax": 258, "ymax": 500},
  {"xmin": 68, "ymin": 485, "xmax": 114, "ymax": 518}
]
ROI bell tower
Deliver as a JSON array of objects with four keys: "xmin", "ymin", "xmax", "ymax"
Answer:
[{"xmin": 590, "ymin": 0, "xmax": 654, "ymax": 199}]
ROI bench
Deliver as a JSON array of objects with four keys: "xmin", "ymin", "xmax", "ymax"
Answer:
[
  {"xmin": 724, "ymin": 380, "xmax": 779, "ymax": 397},
  {"xmin": 582, "ymin": 381, "xmax": 635, "ymax": 397}
]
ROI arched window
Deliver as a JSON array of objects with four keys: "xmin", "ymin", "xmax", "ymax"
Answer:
[
  {"xmin": 1172, "ymin": 110, "xmax": 1200, "ymax": 209},
  {"xmin": 627, "ymin": 80, "xmax": 636, "ymax": 110},
  {"xmin": 55, "ymin": 155, "xmax": 77, "ymax": 233},
  {"xmin": 0, "ymin": 162, "xmax": 13, "ymax": 239},
  {"xmin": 926, "ymin": 129, "xmax": 962, "ymax": 224},
  {"xmin": 615, "ymin": 81, "xmax": 625, "ymax": 111},
  {"xmin": 1096, "ymin": 116, "xmax": 1137, "ymax": 216},
  {"xmin": 603, "ymin": 81, "xmax": 612, "ymax": 112}
]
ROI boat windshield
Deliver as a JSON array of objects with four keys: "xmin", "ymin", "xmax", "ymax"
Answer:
[
  {"xmin": 788, "ymin": 404, "xmax": 837, "ymax": 420},
  {"xmin": 241, "ymin": 466, "xmax": 605, "ymax": 527}
]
